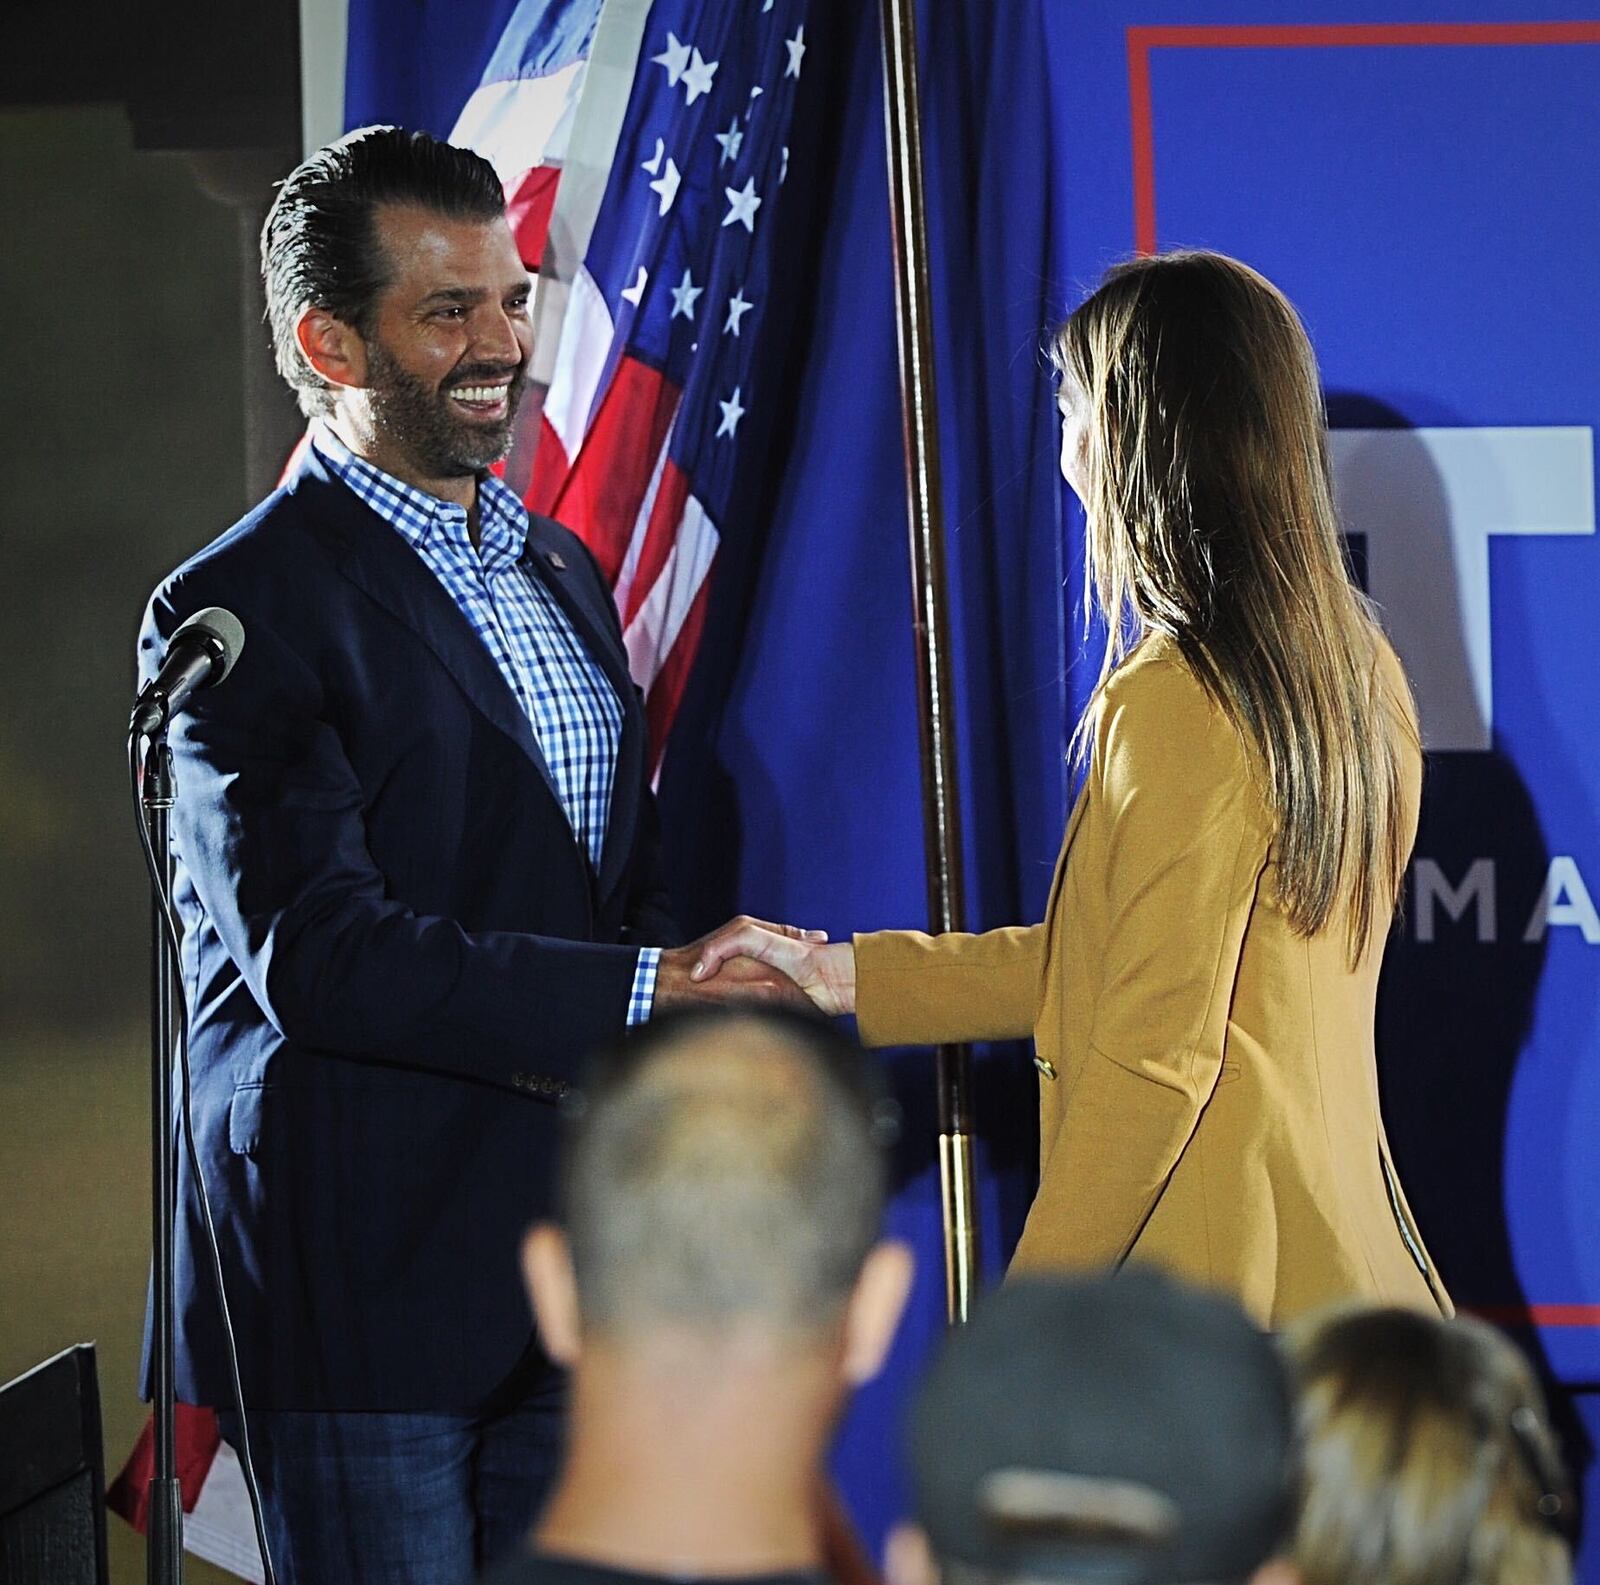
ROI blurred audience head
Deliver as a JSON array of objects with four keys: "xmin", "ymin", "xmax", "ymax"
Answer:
[
  {"xmin": 1288, "ymin": 1306, "xmax": 1572, "ymax": 1585},
  {"xmin": 895, "ymin": 1268, "xmax": 1297, "ymax": 1585},
  {"xmin": 524, "ymin": 1005, "xmax": 910, "ymax": 1381},
  {"xmin": 261, "ymin": 125, "xmax": 507, "ymax": 417}
]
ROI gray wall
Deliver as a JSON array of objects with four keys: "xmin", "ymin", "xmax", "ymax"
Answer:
[
  {"xmin": 0, "ymin": 103, "xmax": 303, "ymax": 1583},
  {"xmin": 0, "ymin": 105, "xmax": 299, "ymax": 1034}
]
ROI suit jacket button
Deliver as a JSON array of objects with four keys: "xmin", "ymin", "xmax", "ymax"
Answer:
[{"xmin": 1034, "ymin": 1056, "xmax": 1058, "ymax": 1081}]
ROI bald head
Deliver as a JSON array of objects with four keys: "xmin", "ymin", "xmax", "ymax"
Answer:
[{"xmin": 561, "ymin": 1008, "xmax": 893, "ymax": 1338}]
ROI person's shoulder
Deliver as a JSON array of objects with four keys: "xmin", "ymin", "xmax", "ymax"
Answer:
[
  {"xmin": 1102, "ymin": 632, "xmax": 1211, "ymax": 709},
  {"xmin": 156, "ymin": 438, "xmax": 364, "ymax": 589},
  {"xmin": 1097, "ymin": 634, "xmax": 1237, "ymax": 758},
  {"xmin": 140, "ymin": 465, "xmax": 346, "ymax": 642},
  {"xmin": 1088, "ymin": 634, "xmax": 1266, "ymax": 820},
  {"xmin": 140, "ymin": 491, "xmax": 285, "ymax": 628},
  {"xmin": 1370, "ymin": 624, "xmax": 1419, "ymax": 724}
]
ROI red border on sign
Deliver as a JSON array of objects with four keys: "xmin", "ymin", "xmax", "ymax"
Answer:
[
  {"xmin": 1127, "ymin": 21, "xmax": 1600, "ymax": 255},
  {"xmin": 1469, "ymin": 1304, "xmax": 1600, "ymax": 1328},
  {"xmin": 1125, "ymin": 17, "xmax": 1600, "ymax": 1327}
]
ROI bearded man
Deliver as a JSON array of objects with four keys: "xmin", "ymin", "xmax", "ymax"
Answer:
[{"xmin": 135, "ymin": 126, "xmax": 799, "ymax": 1584}]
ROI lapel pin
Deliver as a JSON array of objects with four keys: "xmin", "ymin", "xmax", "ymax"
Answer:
[{"xmin": 546, "ymin": 551, "xmax": 567, "ymax": 571}]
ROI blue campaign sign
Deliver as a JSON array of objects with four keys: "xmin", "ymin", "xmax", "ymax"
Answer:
[{"xmin": 1043, "ymin": 0, "xmax": 1600, "ymax": 1556}]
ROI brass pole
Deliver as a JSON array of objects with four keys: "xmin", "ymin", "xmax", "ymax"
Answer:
[{"xmin": 878, "ymin": 0, "xmax": 979, "ymax": 1323}]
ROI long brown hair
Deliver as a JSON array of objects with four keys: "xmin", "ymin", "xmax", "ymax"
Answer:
[
  {"xmin": 1287, "ymin": 1306, "xmax": 1572, "ymax": 1585},
  {"xmin": 1054, "ymin": 251, "xmax": 1415, "ymax": 962}
]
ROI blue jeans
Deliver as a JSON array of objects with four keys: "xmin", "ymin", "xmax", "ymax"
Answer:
[{"xmin": 217, "ymin": 1382, "xmax": 565, "ymax": 1585}]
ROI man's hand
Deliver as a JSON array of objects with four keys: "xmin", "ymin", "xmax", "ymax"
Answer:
[
  {"xmin": 653, "ymin": 917, "xmax": 825, "ymax": 1012},
  {"xmin": 687, "ymin": 918, "xmax": 857, "ymax": 1017}
]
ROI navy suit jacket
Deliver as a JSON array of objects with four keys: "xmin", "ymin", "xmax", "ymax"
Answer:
[{"xmin": 138, "ymin": 446, "xmax": 680, "ymax": 1412}]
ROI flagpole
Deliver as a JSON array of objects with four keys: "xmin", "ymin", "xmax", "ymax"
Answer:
[{"xmin": 877, "ymin": 0, "xmax": 979, "ymax": 1325}]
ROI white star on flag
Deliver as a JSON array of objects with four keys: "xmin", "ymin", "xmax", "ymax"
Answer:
[
  {"xmin": 780, "ymin": 146, "xmax": 790, "ymax": 184},
  {"xmin": 652, "ymin": 32, "xmax": 690, "ymax": 85},
  {"xmin": 641, "ymin": 138, "xmax": 664, "ymax": 174},
  {"xmin": 747, "ymin": 85, "xmax": 763, "ymax": 120},
  {"xmin": 715, "ymin": 119, "xmax": 744, "ymax": 166},
  {"xmin": 785, "ymin": 26, "xmax": 806, "ymax": 78},
  {"xmin": 670, "ymin": 268, "xmax": 703, "ymax": 321},
  {"xmin": 722, "ymin": 177, "xmax": 761, "ymax": 232},
  {"xmin": 682, "ymin": 48, "xmax": 718, "ymax": 104},
  {"xmin": 649, "ymin": 156, "xmax": 681, "ymax": 215},
  {"xmin": 723, "ymin": 288, "xmax": 754, "ymax": 336},
  {"xmin": 717, "ymin": 386, "xmax": 746, "ymax": 438},
  {"xmin": 620, "ymin": 267, "xmax": 649, "ymax": 306}
]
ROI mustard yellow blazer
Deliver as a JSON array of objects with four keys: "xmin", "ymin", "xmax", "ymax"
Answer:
[{"xmin": 854, "ymin": 634, "xmax": 1450, "ymax": 1327}]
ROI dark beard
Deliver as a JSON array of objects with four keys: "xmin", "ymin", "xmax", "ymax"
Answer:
[{"xmin": 364, "ymin": 340, "xmax": 526, "ymax": 478}]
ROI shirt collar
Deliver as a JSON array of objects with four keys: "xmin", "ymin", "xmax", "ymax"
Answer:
[{"xmin": 311, "ymin": 420, "xmax": 530, "ymax": 565}]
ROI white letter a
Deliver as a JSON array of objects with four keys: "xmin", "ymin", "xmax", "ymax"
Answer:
[{"xmin": 1523, "ymin": 856, "xmax": 1600, "ymax": 944}]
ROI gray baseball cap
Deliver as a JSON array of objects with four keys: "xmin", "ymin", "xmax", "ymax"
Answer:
[{"xmin": 910, "ymin": 1268, "xmax": 1296, "ymax": 1585}]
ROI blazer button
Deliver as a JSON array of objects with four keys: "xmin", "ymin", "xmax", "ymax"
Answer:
[{"xmin": 1033, "ymin": 1056, "xmax": 1058, "ymax": 1081}]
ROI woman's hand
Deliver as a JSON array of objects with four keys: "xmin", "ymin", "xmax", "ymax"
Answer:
[{"xmin": 690, "ymin": 917, "xmax": 857, "ymax": 1017}]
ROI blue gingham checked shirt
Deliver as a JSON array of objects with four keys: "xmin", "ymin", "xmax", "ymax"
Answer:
[{"xmin": 313, "ymin": 423, "xmax": 659, "ymax": 1023}]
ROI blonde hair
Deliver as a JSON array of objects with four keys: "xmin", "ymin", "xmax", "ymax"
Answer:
[
  {"xmin": 1054, "ymin": 251, "xmax": 1416, "ymax": 963},
  {"xmin": 1287, "ymin": 1307, "xmax": 1572, "ymax": 1585}
]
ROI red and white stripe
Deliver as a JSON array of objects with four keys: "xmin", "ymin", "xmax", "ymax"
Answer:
[
  {"xmin": 106, "ymin": 1405, "xmax": 265, "ymax": 1582},
  {"xmin": 528, "ymin": 254, "xmax": 721, "ymax": 770},
  {"xmin": 452, "ymin": 61, "xmax": 589, "ymax": 265}
]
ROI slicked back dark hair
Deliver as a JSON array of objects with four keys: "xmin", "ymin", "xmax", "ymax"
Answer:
[{"xmin": 261, "ymin": 125, "xmax": 508, "ymax": 417}]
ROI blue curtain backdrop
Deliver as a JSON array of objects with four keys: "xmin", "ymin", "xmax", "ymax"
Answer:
[{"xmin": 346, "ymin": 0, "xmax": 1600, "ymax": 1576}]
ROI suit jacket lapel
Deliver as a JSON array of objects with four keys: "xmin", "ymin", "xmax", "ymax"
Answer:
[
  {"xmin": 1047, "ymin": 783, "xmax": 1089, "ymax": 908},
  {"xmin": 1060, "ymin": 779, "xmax": 1090, "ymax": 865},
  {"xmin": 1038, "ymin": 779, "xmax": 1090, "ymax": 992},
  {"xmin": 289, "ymin": 453, "xmax": 565, "ymax": 813},
  {"xmin": 521, "ymin": 516, "xmax": 647, "ymax": 908}
]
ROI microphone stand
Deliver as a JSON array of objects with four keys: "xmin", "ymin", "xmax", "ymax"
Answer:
[{"xmin": 141, "ymin": 731, "xmax": 185, "ymax": 1584}]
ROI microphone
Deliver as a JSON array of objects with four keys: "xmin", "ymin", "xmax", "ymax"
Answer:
[{"xmin": 131, "ymin": 607, "xmax": 246, "ymax": 736}]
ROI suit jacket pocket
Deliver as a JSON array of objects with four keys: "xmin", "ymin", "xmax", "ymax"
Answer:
[{"xmin": 229, "ymin": 1083, "xmax": 264, "ymax": 1158}]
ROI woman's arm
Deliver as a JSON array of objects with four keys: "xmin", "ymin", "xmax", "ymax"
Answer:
[
  {"xmin": 853, "ymin": 925, "xmax": 1045, "ymax": 1046},
  {"xmin": 688, "ymin": 920, "xmax": 1045, "ymax": 1042},
  {"xmin": 1010, "ymin": 659, "xmax": 1271, "ymax": 1274}
]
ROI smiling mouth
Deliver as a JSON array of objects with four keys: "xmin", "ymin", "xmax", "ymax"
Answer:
[{"xmin": 448, "ymin": 383, "xmax": 513, "ymax": 417}]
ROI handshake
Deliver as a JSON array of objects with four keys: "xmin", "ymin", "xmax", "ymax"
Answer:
[{"xmin": 653, "ymin": 917, "xmax": 857, "ymax": 1017}]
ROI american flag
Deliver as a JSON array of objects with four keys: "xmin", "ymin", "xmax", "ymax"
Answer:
[{"xmin": 461, "ymin": 0, "xmax": 813, "ymax": 767}]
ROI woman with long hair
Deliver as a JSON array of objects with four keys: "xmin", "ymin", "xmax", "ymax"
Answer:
[
  {"xmin": 1287, "ymin": 1307, "xmax": 1572, "ymax": 1585},
  {"xmin": 699, "ymin": 250, "xmax": 1449, "ymax": 1323}
]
